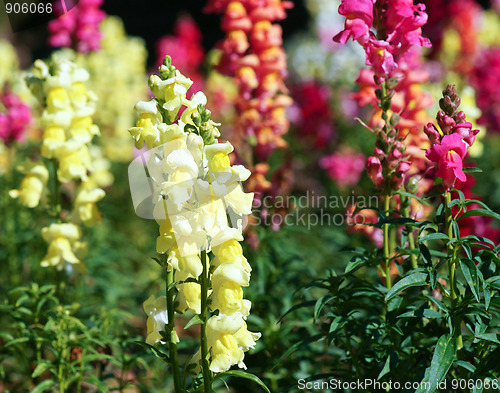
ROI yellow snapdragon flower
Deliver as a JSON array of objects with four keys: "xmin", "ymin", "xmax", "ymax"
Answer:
[
  {"xmin": 9, "ymin": 161, "xmax": 49, "ymax": 208},
  {"xmin": 206, "ymin": 313, "xmax": 260, "ymax": 372},
  {"xmin": 40, "ymin": 223, "xmax": 86, "ymax": 270},
  {"xmin": 143, "ymin": 295, "xmax": 179, "ymax": 345},
  {"xmin": 135, "ymin": 57, "xmax": 260, "ymax": 377},
  {"xmin": 73, "ymin": 183, "xmax": 105, "ymax": 227}
]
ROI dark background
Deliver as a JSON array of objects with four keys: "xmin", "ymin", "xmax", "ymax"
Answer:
[
  {"xmin": 0, "ymin": 0, "xmax": 493, "ymax": 68},
  {"xmin": 101, "ymin": 0, "xmax": 309, "ymax": 66}
]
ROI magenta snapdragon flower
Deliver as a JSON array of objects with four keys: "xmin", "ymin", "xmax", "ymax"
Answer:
[
  {"xmin": 334, "ymin": 0, "xmax": 430, "ymax": 82},
  {"xmin": 424, "ymin": 86, "xmax": 479, "ymax": 190},
  {"xmin": 426, "ymin": 133, "xmax": 467, "ymax": 189},
  {"xmin": 0, "ymin": 91, "xmax": 31, "ymax": 145},
  {"xmin": 48, "ymin": 0, "xmax": 105, "ymax": 53},
  {"xmin": 333, "ymin": 0, "xmax": 374, "ymax": 44},
  {"xmin": 320, "ymin": 150, "xmax": 365, "ymax": 188}
]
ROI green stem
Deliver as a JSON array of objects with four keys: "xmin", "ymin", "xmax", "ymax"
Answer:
[
  {"xmin": 445, "ymin": 191, "xmax": 463, "ymax": 350},
  {"xmin": 383, "ymin": 195, "xmax": 392, "ymax": 289},
  {"xmin": 402, "ymin": 199, "xmax": 418, "ymax": 270},
  {"xmin": 199, "ymin": 250, "xmax": 212, "ymax": 392},
  {"xmin": 5, "ymin": 145, "xmax": 20, "ymax": 287},
  {"xmin": 166, "ymin": 263, "xmax": 182, "ymax": 393},
  {"xmin": 51, "ymin": 159, "xmax": 61, "ymax": 220}
]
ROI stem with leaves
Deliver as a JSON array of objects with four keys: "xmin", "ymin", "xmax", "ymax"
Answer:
[
  {"xmin": 444, "ymin": 191, "xmax": 463, "ymax": 350},
  {"xmin": 383, "ymin": 195, "xmax": 392, "ymax": 289},
  {"xmin": 199, "ymin": 249, "xmax": 213, "ymax": 392},
  {"xmin": 51, "ymin": 158, "xmax": 61, "ymax": 221},
  {"xmin": 165, "ymin": 257, "xmax": 182, "ymax": 392},
  {"xmin": 402, "ymin": 196, "xmax": 418, "ymax": 270}
]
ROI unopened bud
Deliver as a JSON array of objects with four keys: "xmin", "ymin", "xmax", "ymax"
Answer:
[{"xmin": 424, "ymin": 123, "xmax": 442, "ymax": 145}]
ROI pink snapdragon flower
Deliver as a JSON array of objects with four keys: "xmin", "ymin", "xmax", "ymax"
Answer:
[
  {"xmin": 334, "ymin": 0, "xmax": 430, "ymax": 82},
  {"xmin": 320, "ymin": 150, "xmax": 365, "ymax": 187},
  {"xmin": 0, "ymin": 91, "xmax": 31, "ymax": 145},
  {"xmin": 48, "ymin": 0, "xmax": 105, "ymax": 53},
  {"xmin": 333, "ymin": 0, "xmax": 374, "ymax": 44},
  {"xmin": 426, "ymin": 133, "xmax": 467, "ymax": 189},
  {"xmin": 365, "ymin": 40, "xmax": 398, "ymax": 81},
  {"xmin": 156, "ymin": 16, "xmax": 204, "ymax": 71},
  {"xmin": 48, "ymin": 10, "xmax": 76, "ymax": 47},
  {"xmin": 425, "ymin": 85, "xmax": 479, "ymax": 190},
  {"xmin": 384, "ymin": 0, "xmax": 430, "ymax": 57},
  {"xmin": 366, "ymin": 156, "xmax": 384, "ymax": 189}
]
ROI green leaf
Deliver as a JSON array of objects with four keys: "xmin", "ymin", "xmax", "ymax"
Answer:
[
  {"xmin": 328, "ymin": 316, "xmax": 347, "ymax": 342},
  {"xmin": 483, "ymin": 278, "xmax": 491, "ymax": 310},
  {"xmin": 185, "ymin": 315, "xmax": 203, "ymax": 330},
  {"xmin": 385, "ymin": 272, "xmax": 428, "ymax": 301},
  {"xmin": 6, "ymin": 337, "xmax": 30, "ymax": 347},
  {"xmin": 460, "ymin": 259, "xmax": 481, "ymax": 302},
  {"xmin": 419, "ymin": 335, "xmax": 457, "ymax": 393},
  {"xmin": 458, "ymin": 208, "xmax": 500, "ymax": 222},
  {"xmin": 345, "ymin": 255, "xmax": 370, "ymax": 273},
  {"xmin": 168, "ymin": 277, "xmax": 199, "ymax": 291},
  {"xmin": 134, "ymin": 341, "xmax": 169, "ymax": 360},
  {"xmin": 475, "ymin": 332, "xmax": 500, "ymax": 344},
  {"xmin": 214, "ymin": 370, "xmax": 271, "ymax": 393},
  {"xmin": 30, "ymin": 379, "xmax": 57, "ymax": 393},
  {"xmin": 151, "ymin": 257, "xmax": 166, "ymax": 267},
  {"xmin": 462, "ymin": 167, "xmax": 483, "ymax": 173},
  {"xmin": 454, "ymin": 360, "xmax": 476, "ymax": 373},
  {"xmin": 420, "ymin": 233, "xmax": 450, "ymax": 242},
  {"xmin": 31, "ymin": 362, "xmax": 52, "ymax": 378},
  {"xmin": 79, "ymin": 353, "xmax": 118, "ymax": 365},
  {"xmin": 398, "ymin": 308, "xmax": 442, "ymax": 319},
  {"xmin": 314, "ymin": 295, "xmax": 334, "ymax": 320},
  {"xmin": 271, "ymin": 334, "xmax": 323, "ymax": 369},
  {"xmin": 377, "ymin": 351, "xmax": 398, "ymax": 380},
  {"xmin": 425, "ymin": 295, "xmax": 449, "ymax": 314},
  {"xmin": 278, "ymin": 300, "xmax": 316, "ymax": 322},
  {"xmin": 419, "ymin": 243, "xmax": 432, "ymax": 267}
]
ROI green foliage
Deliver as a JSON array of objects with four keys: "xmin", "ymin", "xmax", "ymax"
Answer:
[{"xmin": 283, "ymin": 191, "xmax": 500, "ymax": 392}]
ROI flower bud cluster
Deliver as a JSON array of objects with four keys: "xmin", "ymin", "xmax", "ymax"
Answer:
[
  {"xmin": 425, "ymin": 85, "xmax": 479, "ymax": 190},
  {"xmin": 79, "ymin": 16, "xmax": 148, "ymax": 162},
  {"xmin": 366, "ymin": 125, "xmax": 411, "ymax": 193},
  {"xmin": 206, "ymin": 0, "xmax": 293, "ymax": 163}
]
